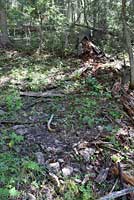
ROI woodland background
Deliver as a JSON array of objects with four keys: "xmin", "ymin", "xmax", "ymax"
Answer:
[{"xmin": 0, "ymin": 0, "xmax": 134, "ymax": 200}]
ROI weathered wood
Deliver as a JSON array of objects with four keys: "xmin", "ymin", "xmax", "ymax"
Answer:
[
  {"xmin": 98, "ymin": 187, "xmax": 134, "ymax": 200},
  {"xmin": 20, "ymin": 91, "xmax": 64, "ymax": 97}
]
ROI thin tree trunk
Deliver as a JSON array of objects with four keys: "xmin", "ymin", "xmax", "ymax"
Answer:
[
  {"xmin": 122, "ymin": 0, "xmax": 134, "ymax": 89},
  {"xmin": 0, "ymin": 8, "xmax": 11, "ymax": 48}
]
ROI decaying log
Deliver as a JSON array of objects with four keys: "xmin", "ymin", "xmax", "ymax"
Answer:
[
  {"xmin": 121, "ymin": 92, "xmax": 134, "ymax": 123},
  {"xmin": 20, "ymin": 91, "xmax": 64, "ymax": 97},
  {"xmin": 78, "ymin": 36, "xmax": 107, "ymax": 64},
  {"xmin": 98, "ymin": 187, "xmax": 134, "ymax": 200}
]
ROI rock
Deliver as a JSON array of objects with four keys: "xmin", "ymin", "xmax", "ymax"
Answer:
[
  {"xmin": 58, "ymin": 158, "xmax": 64, "ymax": 163},
  {"xmin": 97, "ymin": 125, "xmax": 104, "ymax": 132},
  {"xmin": 0, "ymin": 109, "xmax": 6, "ymax": 115},
  {"xmin": 129, "ymin": 129, "xmax": 134, "ymax": 138},
  {"xmin": 77, "ymin": 141, "xmax": 88, "ymax": 149},
  {"xmin": 48, "ymin": 162, "xmax": 60, "ymax": 173},
  {"xmin": 74, "ymin": 178, "xmax": 82, "ymax": 184},
  {"xmin": 12, "ymin": 125, "xmax": 29, "ymax": 135},
  {"xmin": 62, "ymin": 166, "xmax": 73, "ymax": 176},
  {"xmin": 79, "ymin": 148, "xmax": 95, "ymax": 161},
  {"xmin": 35, "ymin": 152, "xmax": 44, "ymax": 165},
  {"xmin": 27, "ymin": 193, "xmax": 36, "ymax": 200}
]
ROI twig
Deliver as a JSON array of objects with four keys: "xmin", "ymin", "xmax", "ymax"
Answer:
[
  {"xmin": 110, "ymin": 178, "xmax": 119, "ymax": 193},
  {"xmin": 98, "ymin": 187, "xmax": 134, "ymax": 200},
  {"xmin": 47, "ymin": 114, "xmax": 55, "ymax": 132},
  {"xmin": 23, "ymin": 98, "xmax": 52, "ymax": 110}
]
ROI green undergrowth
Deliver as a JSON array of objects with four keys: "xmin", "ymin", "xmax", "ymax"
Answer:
[
  {"xmin": 63, "ymin": 179, "xmax": 94, "ymax": 200},
  {"xmin": 0, "ymin": 131, "xmax": 45, "ymax": 200},
  {"xmin": 0, "ymin": 131, "xmax": 95, "ymax": 200},
  {"xmin": 0, "ymin": 52, "xmax": 126, "ymax": 199}
]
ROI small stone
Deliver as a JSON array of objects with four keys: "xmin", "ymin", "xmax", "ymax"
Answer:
[
  {"xmin": 78, "ymin": 141, "xmax": 88, "ymax": 149},
  {"xmin": 79, "ymin": 148, "xmax": 95, "ymax": 161},
  {"xmin": 48, "ymin": 162, "xmax": 60, "ymax": 173},
  {"xmin": 12, "ymin": 125, "xmax": 29, "ymax": 135},
  {"xmin": 62, "ymin": 166, "xmax": 73, "ymax": 176},
  {"xmin": 97, "ymin": 126, "xmax": 104, "ymax": 132},
  {"xmin": 27, "ymin": 193, "xmax": 36, "ymax": 200},
  {"xmin": 58, "ymin": 158, "xmax": 64, "ymax": 163},
  {"xmin": 74, "ymin": 178, "xmax": 82, "ymax": 183},
  {"xmin": 0, "ymin": 109, "xmax": 6, "ymax": 115}
]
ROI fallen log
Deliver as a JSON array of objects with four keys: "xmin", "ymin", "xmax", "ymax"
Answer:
[
  {"xmin": 121, "ymin": 92, "xmax": 134, "ymax": 124},
  {"xmin": 20, "ymin": 91, "xmax": 64, "ymax": 97},
  {"xmin": 98, "ymin": 187, "xmax": 134, "ymax": 200}
]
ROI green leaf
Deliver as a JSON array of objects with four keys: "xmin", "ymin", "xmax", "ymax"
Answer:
[{"xmin": 9, "ymin": 187, "xmax": 20, "ymax": 197}]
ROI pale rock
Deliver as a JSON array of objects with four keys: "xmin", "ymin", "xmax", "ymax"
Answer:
[
  {"xmin": 58, "ymin": 158, "xmax": 64, "ymax": 163},
  {"xmin": 12, "ymin": 125, "xmax": 29, "ymax": 135},
  {"xmin": 97, "ymin": 125, "xmax": 104, "ymax": 132},
  {"xmin": 48, "ymin": 162, "xmax": 60, "ymax": 173},
  {"xmin": 79, "ymin": 148, "xmax": 95, "ymax": 161},
  {"xmin": 0, "ymin": 109, "xmax": 6, "ymax": 115},
  {"xmin": 62, "ymin": 166, "xmax": 73, "ymax": 176},
  {"xmin": 27, "ymin": 193, "xmax": 36, "ymax": 200}
]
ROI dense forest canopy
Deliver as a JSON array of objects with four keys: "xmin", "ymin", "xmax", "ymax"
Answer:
[
  {"xmin": 1, "ymin": 0, "xmax": 134, "ymax": 86},
  {"xmin": 0, "ymin": 0, "xmax": 133, "ymax": 52}
]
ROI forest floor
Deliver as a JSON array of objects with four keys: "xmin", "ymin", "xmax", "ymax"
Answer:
[{"xmin": 0, "ymin": 49, "xmax": 134, "ymax": 200}]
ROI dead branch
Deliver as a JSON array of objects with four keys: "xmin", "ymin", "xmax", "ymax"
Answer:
[
  {"xmin": 98, "ymin": 187, "xmax": 134, "ymax": 200},
  {"xmin": 110, "ymin": 178, "xmax": 119, "ymax": 193},
  {"xmin": 0, "ymin": 120, "xmax": 32, "ymax": 125},
  {"xmin": 20, "ymin": 91, "xmax": 64, "ymax": 98},
  {"xmin": 0, "ymin": 119, "xmax": 45, "ymax": 125}
]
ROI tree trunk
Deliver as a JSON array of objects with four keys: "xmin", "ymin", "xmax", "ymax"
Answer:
[
  {"xmin": 122, "ymin": 0, "xmax": 134, "ymax": 89},
  {"xmin": 0, "ymin": 8, "xmax": 11, "ymax": 48}
]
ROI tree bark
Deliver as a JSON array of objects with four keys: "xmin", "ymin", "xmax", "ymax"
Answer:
[
  {"xmin": 122, "ymin": 0, "xmax": 134, "ymax": 89},
  {"xmin": 0, "ymin": 8, "xmax": 11, "ymax": 48}
]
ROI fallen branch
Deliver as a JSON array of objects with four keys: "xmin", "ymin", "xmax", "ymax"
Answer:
[
  {"xmin": 0, "ymin": 120, "xmax": 32, "ymax": 125},
  {"xmin": 98, "ymin": 187, "xmax": 134, "ymax": 200},
  {"xmin": 0, "ymin": 119, "xmax": 46, "ymax": 125},
  {"xmin": 20, "ymin": 91, "xmax": 64, "ymax": 97},
  {"xmin": 71, "ymin": 65, "xmax": 89, "ymax": 78},
  {"xmin": 24, "ymin": 98, "xmax": 52, "ymax": 110}
]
